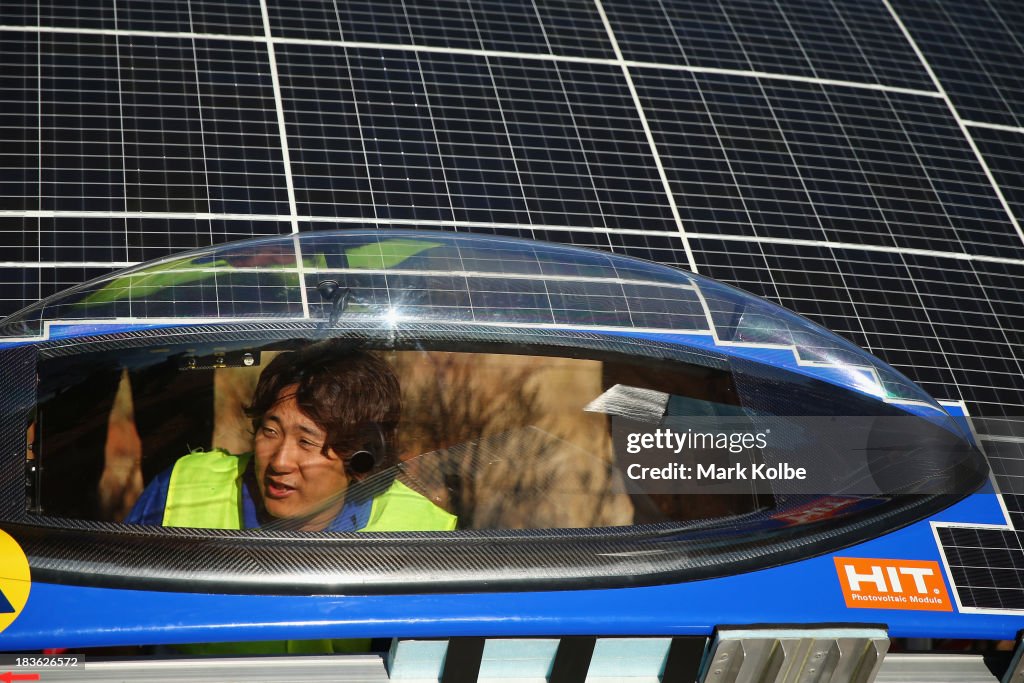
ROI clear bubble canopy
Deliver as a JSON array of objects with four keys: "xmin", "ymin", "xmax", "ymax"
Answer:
[
  {"xmin": 2, "ymin": 229, "xmax": 940, "ymax": 411},
  {"xmin": 6, "ymin": 230, "xmax": 988, "ymax": 591}
]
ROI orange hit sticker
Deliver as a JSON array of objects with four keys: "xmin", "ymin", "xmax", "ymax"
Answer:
[{"xmin": 835, "ymin": 558, "xmax": 953, "ymax": 612}]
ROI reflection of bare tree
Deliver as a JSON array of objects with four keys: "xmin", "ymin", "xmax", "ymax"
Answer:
[
  {"xmin": 400, "ymin": 351, "xmax": 539, "ymax": 528},
  {"xmin": 394, "ymin": 352, "xmax": 633, "ymax": 529},
  {"xmin": 96, "ymin": 348, "xmax": 634, "ymax": 530},
  {"xmin": 462, "ymin": 426, "xmax": 631, "ymax": 529},
  {"xmin": 93, "ymin": 356, "xmax": 273, "ymax": 522},
  {"xmin": 98, "ymin": 369, "xmax": 142, "ymax": 521},
  {"xmin": 211, "ymin": 355, "xmax": 282, "ymax": 455}
]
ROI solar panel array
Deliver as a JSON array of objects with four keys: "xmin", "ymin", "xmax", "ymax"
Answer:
[{"xmin": 2, "ymin": 1, "xmax": 1024, "ymax": 609}]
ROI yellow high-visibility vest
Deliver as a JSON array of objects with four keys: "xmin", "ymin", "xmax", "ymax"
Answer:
[
  {"xmin": 159, "ymin": 448, "xmax": 456, "ymax": 654},
  {"xmin": 162, "ymin": 448, "xmax": 457, "ymax": 532}
]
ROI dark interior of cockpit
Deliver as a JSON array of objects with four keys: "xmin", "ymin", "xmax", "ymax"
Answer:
[
  {"xmin": 27, "ymin": 330, "xmax": 987, "ymax": 544},
  {"xmin": 31, "ymin": 337, "xmax": 769, "ymax": 530}
]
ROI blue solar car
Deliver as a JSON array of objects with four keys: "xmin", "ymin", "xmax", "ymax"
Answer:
[{"xmin": 0, "ymin": 231, "xmax": 1016, "ymax": 682}]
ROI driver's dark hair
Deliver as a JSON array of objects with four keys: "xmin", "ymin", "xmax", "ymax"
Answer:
[{"xmin": 245, "ymin": 340, "xmax": 400, "ymax": 476}]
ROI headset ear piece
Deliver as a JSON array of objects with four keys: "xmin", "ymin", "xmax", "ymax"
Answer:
[
  {"xmin": 348, "ymin": 450, "xmax": 376, "ymax": 475},
  {"xmin": 347, "ymin": 423, "xmax": 389, "ymax": 476}
]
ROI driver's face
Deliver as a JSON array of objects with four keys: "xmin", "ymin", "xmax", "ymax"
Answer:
[{"xmin": 253, "ymin": 387, "xmax": 349, "ymax": 531}]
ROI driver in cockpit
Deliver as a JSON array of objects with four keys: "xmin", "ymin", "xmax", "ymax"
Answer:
[{"xmin": 127, "ymin": 339, "xmax": 456, "ymax": 533}]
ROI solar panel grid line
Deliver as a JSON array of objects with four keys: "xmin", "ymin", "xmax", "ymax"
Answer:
[
  {"xmin": 808, "ymin": 81, "xmax": 1014, "ymax": 256},
  {"xmin": 960, "ymin": 584, "xmax": 1024, "ymax": 595},
  {"xmin": 638, "ymin": 71, "xmax": 974, "ymax": 250},
  {"xmin": 37, "ymin": 31, "xmax": 295, "ymax": 221},
  {"xmin": 264, "ymin": 0, "xmax": 611, "ymax": 58},
  {"xmin": 694, "ymin": 73, "xmax": 834, "ymax": 240},
  {"xmin": 933, "ymin": 528, "xmax": 995, "ymax": 614},
  {"xmin": 627, "ymin": 10, "xmax": 783, "ymax": 297},
  {"xmin": 0, "ymin": 261, "xmax": 133, "ymax": 268},
  {"xmin": 969, "ymin": 127, "xmax": 1024, "ymax": 237},
  {"xmin": 909, "ymin": 259, "xmax": 1019, "ymax": 374},
  {"xmin": 0, "ymin": 23, "xmax": 953, "ymax": 98},
  {"xmin": 520, "ymin": 8, "xmax": 616, "ymax": 252},
  {"xmin": 400, "ymin": 6, "xmax": 458, "ymax": 235},
  {"xmin": 393, "ymin": 51, "xmax": 458, "ymax": 219},
  {"xmin": 687, "ymin": 83, "xmax": 787, "ymax": 303},
  {"xmin": 949, "ymin": 261, "xmax": 1024, "ymax": 394},
  {"xmin": 38, "ymin": 32, "xmax": 120, "ymax": 213},
  {"xmin": 766, "ymin": 0, "xmax": 824, "ymax": 81},
  {"xmin": 982, "ymin": 437, "xmax": 1024, "ymax": 447},
  {"xmin": 692, "ymin": 239, "xmax": 995, "ymax": 409},
  {"xmin": 460, "ymin": 32, "xmax": 538, "ymax": 239},
  {"xmin": 603, "ymin": 0, "xmax": 936, "ymax": 87},
  {"xmin": 262, "ymin": 0, "xmax": 310, "ymax": 319},
  {"xmin": 332, "ymin": 30, "xmax": 380, "ymax": 223},
  {"xmin": 703, "ymin": 95, "xmax": 802, "ymax": 305},
  {"xmin": 684, "ymin": 232, "xmax": 1024, "ymax": 268},
  {"xmin": 823, "ymin": 0, "xmax": 931, "ymax": 88},
  {"xmin": 110, "ymin": 12, "xmax": 126, "ymax": 263},
  {"xmin": 0, "ymin": 265, "xmax": 120, "ymax": 313},
  {"xmin": 592, "ymin": 0, "xmax": 698, "ymax": 272},
  {"xmin": 257, "ymin": 0, "xmax": 298, "ymax": 230},
  {"xmin": 441, "ymin": 222, "xmax": 476, "ymax": 324},
  {"xmin": 507, "ymin": 60, "xmax": 676, "ymax": 232},
  {"xmin": 867, "ymin": 86, "xmax": 974, "ymax": 260},
  {"xmin": 745, "ymin": 60, "xmax": 885, "ymax": 351},
  {"xmin": 942, "ymin": 564, "xmax": 1024, "ymax": 579},
  {"xmin": 990, "ymin": 467, "xmax": 1024, "ymax": 483},
  {"xmin": 814, "ymin": 0, "xmax": 886, "ymax": 86},
  {"xmin": 965, "ymin": 120, "xmax": 1024, "ymax": 135},
  {"xmin": 303, "ymin": 267, "xmax": 702, "ymax": 291},
  {"xmin": 938, "ymin": 533, "xmax": 1020, "ymax": 564},
  {"xmin": 940, "ymin": 529, "xmax": 1024, "ymax": 557},
  {"xmin": 0, "ymin": 24, "xmax": 268, "ymax": 43},
  {"xmin": 3, "ymin": 2, "xmax": 1024, "ymax": 420},
  {"xmin": 977, "ymin": 0, "xmax": 1024, "ymax": 118},
  {"xmin": 919, "ymin": 362, "xmax": 1024, "ymax": 376},
  {"xmin": 723, "ymin": 0, "xmax": 812, "ymax": 79},
  {"xmin": 902, "ymin": 0, "xmax": 1020, "ymax": 127},
  {"xmin": 302, "ymin": 218, "xmax": 658, "ymax": 235},
  {"xmin": 0, "ymin": 212, "xmax": 706, "ymax": 240},
  {"xmin": 807, "ymin": 303, "xmax": 1007, "ymax": 330},
  {"xmin": 950, "ymin": 569, "xmax": 1024, "ymax": 606},
  {"xmin": 619, "ymin": 57, "xmax": 941, "ymax": 98},
  {"xmin": 281, "ymin": 44, "xmax": 673, "ymax": 228},
  {"xmin": 34, "ymin": 30, "xmax": 42, "ymax": 273},
  {"xmin": 767, "ymin": 113, "xmax": 878, "ymax": 346},
  {"xmin": 0, "ymin": 210, "xmax": 292, "ymax": 221},
  {"xmin": 182, "ymin": 16, "xmax": 214, "ymax": 253},
  {"xmin": 354, "ymin": 51, "xmax": 454, "ymax": 224},
  {"xmin": 270, "ymin": 37, "xmax": 618, "ymax": 68},
  {"xmin": 883, "ymin": 0, "xmax": 1024, "ymax": 250}
]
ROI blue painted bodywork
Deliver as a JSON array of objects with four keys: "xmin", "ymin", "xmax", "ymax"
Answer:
[
  {"xmin": 1, "ymin": 321, "xmax": 1019, "ymax": 649},
  {"xmin": 1, "ymin": 489, "xmax": 1016, "ymax": 649}
]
